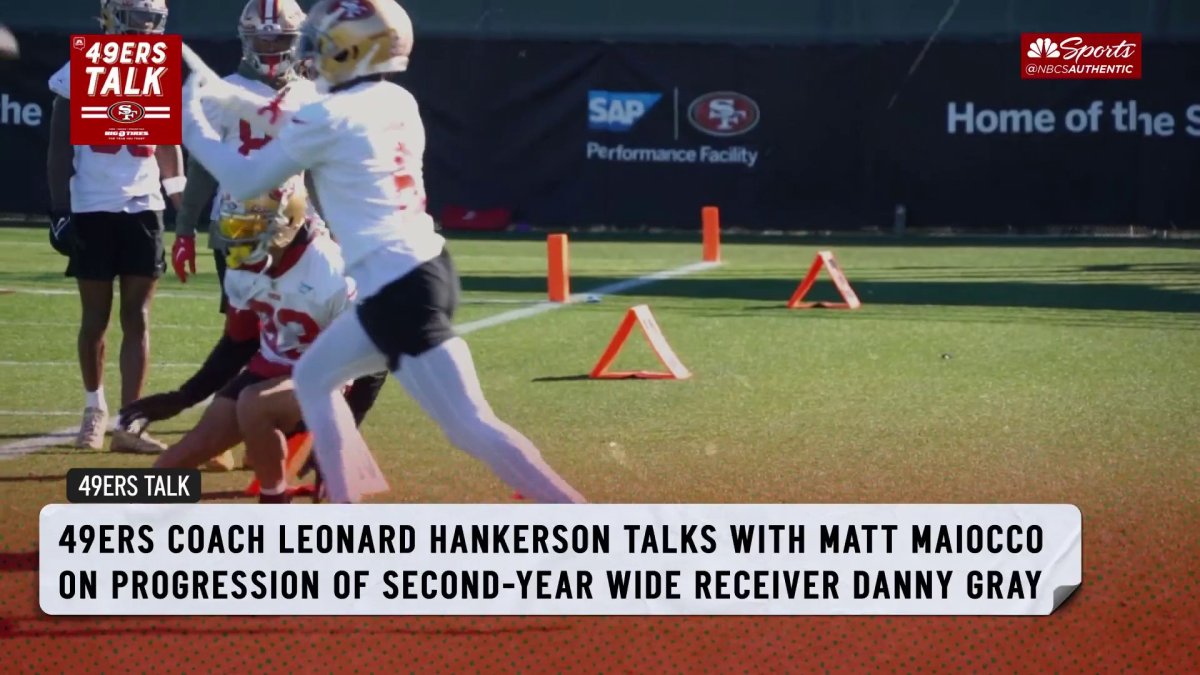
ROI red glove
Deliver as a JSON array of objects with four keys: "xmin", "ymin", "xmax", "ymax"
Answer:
[{"xmin": 171, "ymin": 235, "xmax": 196, "ymax": 282}]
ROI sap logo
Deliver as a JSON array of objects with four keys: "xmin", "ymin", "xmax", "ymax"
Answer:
[
  {"xmin": 588, "ymin": 91, "xmax": 662, "ymax": 132},
  {"xmin": 0, "ymin": 93, "xmax": 43, "ymax": 127}
]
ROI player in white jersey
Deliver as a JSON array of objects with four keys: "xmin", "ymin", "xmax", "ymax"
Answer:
[
  {"xmin": 173, "ymin": 0, "xmax": 307, "ymax": 307},
  {"xmin": 123, "ymin": 178, "xmax": 372, "ymax": 502},
  {"xmin": 46, "ymin": 0, "xmax": 187, "ymax": 453},
  {"xmin": 179, "ymin": 0, "xmax": 585, "ymax": 504}
]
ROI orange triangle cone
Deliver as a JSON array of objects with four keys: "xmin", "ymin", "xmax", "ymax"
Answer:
[
  {"xmin": 590, "ymin": 305, "xmax": 691, "ymax": 380},
  {"xmin": 787, "ymin": 250, "xmax": 862, "ymax": 310},
  {"xmin": 244, "ymin": 431, "xmax": 315, "ymax": 496}
]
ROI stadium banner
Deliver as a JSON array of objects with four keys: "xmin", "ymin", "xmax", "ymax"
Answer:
[
  {"xmin": 2, "ymin": 31, "xmax": 1197, "ymax": 228},
  {"xmin": 39, "ymin": 503, "xmax": 1082, "ymax": 616}
]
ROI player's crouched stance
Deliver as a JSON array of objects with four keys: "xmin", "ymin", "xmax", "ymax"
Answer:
[
  {"xmin": 121, "ymin": 179, "xmax": 372, "ymax": 502},
  {"xmin": 180, "ymin": 0, "xmax": 585, "ymax": 504}
]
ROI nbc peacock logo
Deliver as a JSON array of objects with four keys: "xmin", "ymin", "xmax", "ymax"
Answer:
[{"xmin": 1026, "ymin": 37, "xmax": 1061, "ymax": 58}]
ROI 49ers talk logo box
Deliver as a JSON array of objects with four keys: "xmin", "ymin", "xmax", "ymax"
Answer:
[{"xmin": 70, "ymin": 34, "xmax": 181, "ymax": 145}]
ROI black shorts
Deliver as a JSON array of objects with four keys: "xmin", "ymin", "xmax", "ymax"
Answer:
[
  {"xmin": 357, "ymin": 248, "xmax": 460, "ymax": 371},
  {"xmin": 66, "ymin": 210, "xmax": 166, "ymax": 280},
  {"xmin": 215, "ymin": 369, "xmax": 269, "ymax": 401},
  {"xmin": 214, "ymin": 249, "xmax": 229, "ymax": 314}
]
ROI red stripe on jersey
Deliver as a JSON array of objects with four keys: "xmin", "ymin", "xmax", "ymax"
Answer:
[{"xmin": 225, "ymin": 307, "xmax": 261, "ymax": 342}]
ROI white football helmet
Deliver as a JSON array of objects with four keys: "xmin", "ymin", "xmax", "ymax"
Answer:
[
  {"xmin": 98, "ymin": 0, "xmax": 168, "ymax": 35},
  {"xmin": 297, "ymin": 0, "xmax": 414, "ymax": 89},
  {"xmin": 238, "ymin": 0, "xmax": 306, "ymax": 80}
]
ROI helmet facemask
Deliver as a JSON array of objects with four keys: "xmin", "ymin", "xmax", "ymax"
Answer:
[
  {"xmin": 240, "ymin": 27, "xmax": 301, "ymax": 80},
  {"xmin": 100, "ymin": 1, "xmax": 169, "ymax": 35},
  {"xmin": 218, "ymin": 181, "xmax": 308, "ymax": 271}
]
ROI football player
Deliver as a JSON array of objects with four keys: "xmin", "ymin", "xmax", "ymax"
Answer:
[
  {"xmin": 150, "ymin": 41, "xmax": 385, "ymax": 472},
  {"xmin": 172, "ymin": 0, "xmax": 305, "ymax": 306},
  {"xmin": 46, "ymin": 0, "xmax": 186, "ymax": 453},
  {"xmin": 179, "ymin": 0, "xmax": 585, "ymax": 504},
  {"xmin": 124, "ymin": 178, "xmax": 367, "ymax": 502}
]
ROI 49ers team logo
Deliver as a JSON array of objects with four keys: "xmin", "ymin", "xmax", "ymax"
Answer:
[
  {"xmin": 69, "ymin": 33, "xmax": 181, "ymax": 145},
  {"xmin": 329, "ymin": 0, "xmax": 375, "ymax": 19},
  {"xmin": 687, "ymin": 91, "xmax": 760, "ymax": 138},
  {"xmin": 106, "ymin": 101, "xmax": 145, "ymax": 124}
]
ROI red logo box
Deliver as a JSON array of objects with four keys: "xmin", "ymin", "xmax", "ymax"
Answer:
[
  {"xmin": 1021, "ymin": 33, "xmax": 1142, "ymax": 80},
  {"xmin": 70, "ymin": 34, "xmax": 181, "ymax": 145}
]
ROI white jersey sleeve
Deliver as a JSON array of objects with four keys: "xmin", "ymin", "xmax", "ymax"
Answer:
[
  {"xmin": 276, "ymin": 98, "xmax": 338, "ymax": 168},
  {"xmin": 48, "ymin": 62, "xmax": 70, "ymax": 98}
]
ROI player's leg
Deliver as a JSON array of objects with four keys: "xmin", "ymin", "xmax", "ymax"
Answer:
[
  {"xmin": 68, "ymin": 212, "xmax": 117, "ymax": 449},
  {"xmin": 236, "ymin": 376, "xmax": 303, "ymax": 500},
  {"xmin": 395, "ymin": 337, "xmax": 585, "ymax": 504},
  {"xmin": 152, "ymin": 397, "xmax": 242, "ymax": 470},
  {"xmin": 110, "ymin": 211, "xmax": 167, "ymax": 453},
  {"xmin": 115, "ymin": 211, "xmax": 165, "ymax": 406},
  {"xmin": 152, "ymin": 371, "xmax": 260, "ymax": 470},
  {"xmin": 75, "ymin": 279, "xmax": 113, "ymax": 448},
  {"xmin": 292, "ymin": 311, "xmax": 390, "ymax": 503},
  {"xmin": 116, "ymin": 274, "xmax": 157, "ymax": 405},
  {"xmin": 358, "ymin": 250, "xmax": 585, "ymax": 504}
]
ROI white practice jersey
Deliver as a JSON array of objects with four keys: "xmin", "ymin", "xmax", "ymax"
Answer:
[
  {"xmin": 224, "ymin": 232, "xmax": 355, "ymax": 376},
  {"xmin": 205, "ymin": 72, "xmax": 278, "ymax": 220},
  {"xmin": 276, "ymin": 80, "xmax": 445, "ymax": 296},
  {"xmin": 204, "ymin": 75, "xmax": 326, "ymax": 226},
  {"xmin": 48, "ymin": 62, "xmax": 164, "ymax": 214}
]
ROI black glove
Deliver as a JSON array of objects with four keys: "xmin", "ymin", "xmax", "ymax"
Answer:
[
  {"xmin": 119, "ymin": 390, "xmax": 194, "ymax": 427},
  {"xmin": 48, "ymin": 211, "xmax": 78, "ymax": 257}
]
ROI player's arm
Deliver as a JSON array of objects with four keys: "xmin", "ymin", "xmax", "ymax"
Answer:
[
  {"xmin": 119, "ymin": 310, "xmax": 260, "ymax": 426},
  {"xmin": 46, "ymin": 96, "xmax": 72, "ymax": 214},
  {"xmin": 171, "ymin": 156, "xmax": 217, "ymax": 282},
  {"xmin": 46, "ymin": 96, "xmax": 77, "ymax": 255},
  {"xmin": 181, "ymin": 76, "xmax": 304, "ymax": 201},
  {"xmin": 156, "ymin": 144, "xmax": 186, "ymax": 211}
]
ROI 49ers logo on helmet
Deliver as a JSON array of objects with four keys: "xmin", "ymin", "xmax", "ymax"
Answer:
[
  {"xmin": 107, "ymin": 101, "xmax": 146, "ymax": 124},
  {"xmin": 687, "ymin": 91, "xmax": 760, "ymax": 138},
  {"xmin": 330, "ymin": 0, "xmax": 375, "ymax": 19}
]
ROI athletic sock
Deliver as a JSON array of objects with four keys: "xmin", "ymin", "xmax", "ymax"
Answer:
[{"xmin": 85, "ymin": 387, "xmax": 107, "ymax": 412}]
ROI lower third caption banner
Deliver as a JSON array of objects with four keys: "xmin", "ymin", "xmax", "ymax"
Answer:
[{"xmin": 38, "ymin": 504, "xmax": 1081, "ymax": 616}]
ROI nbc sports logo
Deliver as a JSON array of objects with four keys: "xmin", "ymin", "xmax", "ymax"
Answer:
[{"xmin": 1027, "ymin": 37, "xmax": 1061, "ymax": 58}]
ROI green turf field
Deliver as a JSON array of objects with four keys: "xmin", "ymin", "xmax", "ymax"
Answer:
[
  {"xmin": 1, "ymin": 226, "xmax": 1197, "ymax": 670},
  {"xmin": 1, "ymin": 227, "xmax": 1197, "ymax": 506}
]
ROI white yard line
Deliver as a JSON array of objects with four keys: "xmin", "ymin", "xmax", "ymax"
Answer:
[
  {"xmin": 0, "ymin": 260, "xmax": 719, "ymax": 459},
  {"xmin": 0, "ymin": 286, "xmax": 214, "ymax": 300},
  {"xmin": 0, "ymin": 428, "xmax": 78, "ymax": 457},
  {"xmin": 457, "ymin": 261, "xmax": 718, "ymax": 334},
  {"xmin": 0, "ymin": 361, "xmax": 200, "ymax": 368}
]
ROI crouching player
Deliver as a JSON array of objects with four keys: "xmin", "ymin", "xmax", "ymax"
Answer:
[{"xmin": 121, "ymin": 178, "xmax": 378, "ymax": 501}]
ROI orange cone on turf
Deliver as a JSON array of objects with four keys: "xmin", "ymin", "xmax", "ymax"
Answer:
[
  {"xmin": 702, "ymin": 206, "xmax": 721, "ymax": 263},
  {"xmin": 590, "ymin": 305, "xmax": 691, "ymax": 380},
  {"xmin": 787, "ymin": 250, "xmax": 862, "ymax": 310},
  {"xmin": 547, "ymin": 233, "xmax": 570, "ymax": 303},
  {"xmin": 244, "ymin": 431, "xmax": 314, "ymax": 496}
]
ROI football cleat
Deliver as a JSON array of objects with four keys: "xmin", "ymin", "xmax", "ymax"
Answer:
[
  {"xmin": 74, "ymin": 407, "xmax": 108, "ymax": 450},
  {"xmin": 110, "ymin": 425, "xmax": 167, "ymax": 455}
]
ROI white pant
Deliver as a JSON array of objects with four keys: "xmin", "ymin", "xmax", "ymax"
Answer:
[{"xmin": 292, "ymin": 309, "xmax": 586, "ymax": 504}]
